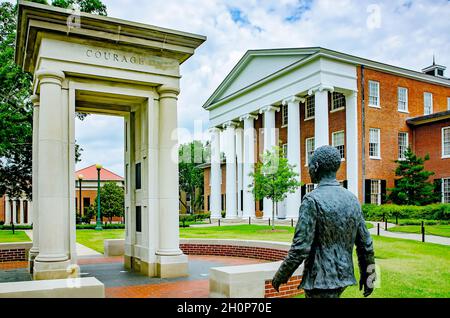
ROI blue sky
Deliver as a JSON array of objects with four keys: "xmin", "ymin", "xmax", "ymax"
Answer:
[{"xmin": 65, "ymin": 0, "xmax": 449, "ymax": 175}]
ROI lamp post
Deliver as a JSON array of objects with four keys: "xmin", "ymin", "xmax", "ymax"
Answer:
[
  {"xmin": 77, "ymin": 174, "xmax": 84, "ymax": 224},
  {"xmin": 95, "ymin": 164, "xmax": 103, "ymax": 231}
]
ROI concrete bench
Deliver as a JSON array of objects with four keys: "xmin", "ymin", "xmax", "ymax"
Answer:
[
  {"xmin": 0, "ymin": 277, "xmax": 105, "ymax": 298},
  {"xmin": 209, "ymin": 261, "xmax": 303, "ymax": 298},
  {"xmin": 104, "ymin": 239, "xmax": 125, "ymax": 256}
]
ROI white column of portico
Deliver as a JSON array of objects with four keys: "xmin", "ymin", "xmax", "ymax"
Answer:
[
  {"xmin": 240, "ymin": 114, "xmax": 257, "ymax": 219},
  {"xmin": 209, "ymin": 127, "xmax": 222, "ymax": 219},
  {"xmin": 19, "ymin": 199, "xmax": 24, "ymax": 224},
  {"xmin": 12, "ymin": 200, "xmax": 17, "ymax": 224},
  {"xmin": 310, "ymin": 85, "xmax": 333, "ymax": 148},
  {"xmin": 33, "ymin": 69, "xmax": 70, "ymax": 280},
  {"xmin": 155, "ymin": 86, "xmax": 188, "ymax": 278},
  {"xmin": 236, "ymin": 127, "xmax": 244, "ymax": 217},
  {"xmin": 260, "ymin": 106, "xmax": 279, "ymax": 219},
  {"xmin": 28, "ymin": 202, "xmax": 32, "ymax": 225},
  {"xmin": 346, "ymin": 91, "xmax": 359, "ymax": 197},
  {"xmin": 4, "ymin": 195, "xmax": 11, "ymax": 224},
  {"xmin": 223, "ymin": 121, "xmax": 238, "ymax": 219},
  {"xmin": 284, "ymin": 96, "xmax": 303, "ymax": 219}
]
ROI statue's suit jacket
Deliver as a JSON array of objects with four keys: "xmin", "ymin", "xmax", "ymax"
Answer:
[{"xmin": 275, "ymin": 180, "xmax": 375, "ymax": 290}]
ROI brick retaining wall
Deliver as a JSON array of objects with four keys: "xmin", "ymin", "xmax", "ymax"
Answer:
[
  {"xmin": 265, "ymin": 275, "xmax": 303, "ymax": 298},
  {"xmin": 0, "ymin": 243, "xmax": 32, "ymax": 263},
  {"xmin": 180, "ymin": 243, "xmax": 288, "ymax": 261}
]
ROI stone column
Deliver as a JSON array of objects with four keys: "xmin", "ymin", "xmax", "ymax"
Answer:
[
  {"xmin": 4, "ymin": 195, "xmax": 10, "ymax": 225},
  {"xmin": 259, "ymin": 106, "xmax": 279, "ymax": 219},
  {"xmin": 28, "ymin": 202, "xmax": 32, "ymax": 225},
  {"xmin": 346, "ymin": 91, "xmax": 359, "ymax": 197},
  {"xmin": 284, "ymin": 96, "xmax": 303, "ymax": 219},
  {"xmin": 209, "ymin": 127, "xmax": 222, "ymax": 219},
  {"xmin": 33, "ymin": 69, "xmax": 71, "ymax": 280},
  {"xmin": 240, "ymin": 114, "xmax": 257, "ymax": 219},
  {"xmin": 19, "ymin": 199, "xmax": 24, "ymax": 224},
  {"xmin": 12, "ymin": 200, "xmax": 17, "ymax": 224},
  {"xmin": 310, "ymin": 85, "xmax": 333, "ymax": 148},
  {"xmin": 223, "ymin": 121, "xmax": 238, "ymax": 219},
  {"xmin": 236, "ymin": 127, "xmax": 244, "ymax": 217},
  {"xmin": 155, "ymin": 86, "xmax": 188, "ymax": 278}
]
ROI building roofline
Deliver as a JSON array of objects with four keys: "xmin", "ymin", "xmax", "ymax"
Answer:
[
  {"xmin": 202, "ymin": 47, "xmax": 450, "ymax": 111},
  {"xmin": 406, "ymin": 110, "xmax": 450, "ymax": 126}
]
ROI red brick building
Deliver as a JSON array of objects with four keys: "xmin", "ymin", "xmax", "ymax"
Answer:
[
  {"xmin": 74, "ymin": 165, "xmax": 124, "ymax": 222},
  {"xmin": 1, "ymin": 165, "xmax": 124, "ymax": 224},
  {"xmin": 201, "ymin": 48, "xmax": 450, "ymax": 219}
]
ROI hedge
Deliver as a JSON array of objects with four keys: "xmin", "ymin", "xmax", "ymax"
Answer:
[
  {"xmin": 0, "ymin": 224, "xmax": 33, "ymax": 230},
  {"xmin": 363, "ymin": 204, "xmax": 450, "ymax": 221},
  {"xmin": 76, "ymin": 223, "xmax": 125, "ymax": 229},
  {"xmin": 179, "ymin": 212, "xmax": 211, "ymax": 227}
]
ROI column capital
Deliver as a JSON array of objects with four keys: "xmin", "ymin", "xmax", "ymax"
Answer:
[
  {"xmin": 222, "ymin": 121, "xmax": 238, "ymax": 129},
  {"xmin": 209, "ymin": 127, "xmax": 222, "ymax": 134},
  {"xmin": 259, "ymin": 105, "xmax": 280, "ymax": 114},
  {"xmin": 282, "ymin": 96, "xmax": 305, "ymax": 105},
  {"xmin": 36, "ymin": 69, "xmax": 65, "ymax": 86},
  {"xmin": 239, "ymin": 113, "xmax": 258, "ymax": 121},
  {"xmin": 308, "ymin": 84, "xmax": 334, "ymax": 96},
  {"xmin": 157, "ymin": 86, "xmax": 180, "ymax": 99},
  {"xmin": 31, "ymin": 95, "xmax": 40, "ymax": 107}
]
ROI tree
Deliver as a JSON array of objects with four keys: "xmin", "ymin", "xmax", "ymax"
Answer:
[
  {"xmin": 179, "ymin": 140, "xmax": 208, "ymax": 214},
  {"xmin": 93, "ymin": 182, "xmax": 124, "ymax": 224},
  {"xmin": 388, "ymin": 147, "xmax": 438, "ymax": 206},
  {"xmin": 249, "ymin": 146, "xmax": 301, "ymax": 230},
  {"xmin": 0, "ymin": 0, "xmax": 106, "ymax": 199}
]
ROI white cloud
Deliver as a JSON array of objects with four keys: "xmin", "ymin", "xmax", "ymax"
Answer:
[{"xmin": 71, "ymin": 0, "xmax": 449, "ymax": 171}]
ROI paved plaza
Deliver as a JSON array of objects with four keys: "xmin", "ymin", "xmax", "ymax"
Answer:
[{"xmin": 0, "ymin": 255, "xmax": 266, "ymax": 298}]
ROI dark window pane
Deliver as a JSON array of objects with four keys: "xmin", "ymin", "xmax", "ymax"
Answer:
[
  {"xmin": 136, "ymin": 206, "xmax": 142, "ymax": 232},
  {"xmin": 136, "ymin": 163, "xmax": 141, "ymax": 190}
]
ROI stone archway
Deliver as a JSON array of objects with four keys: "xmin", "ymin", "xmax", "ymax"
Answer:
[{"xmin": 15, "ymin": 1, "xmax": 205, "ymax": 280}]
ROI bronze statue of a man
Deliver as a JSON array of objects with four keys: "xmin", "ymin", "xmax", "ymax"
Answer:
[{"xmin": 272, "ymin": 145, "xmax": 376, "ymax": 298}]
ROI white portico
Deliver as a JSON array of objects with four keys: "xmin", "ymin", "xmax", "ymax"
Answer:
[
  {"xmin": 203, "ymin": 48, "xmax": 360, "ymax": 219},
  {"xmin": 15, "ymin": 1, "xmax": 205, "ymax": 280}
]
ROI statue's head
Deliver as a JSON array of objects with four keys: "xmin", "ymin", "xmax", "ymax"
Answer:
[{"xmin": 308, "ymin": 145, "xmax": 341, "ymax": 184}]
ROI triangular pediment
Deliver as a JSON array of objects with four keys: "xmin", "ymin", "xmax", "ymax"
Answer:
[{"xmin": 204, "ymin": 48, "xmax": 320, "ymax": 108}]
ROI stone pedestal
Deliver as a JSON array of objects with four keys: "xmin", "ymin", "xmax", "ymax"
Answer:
[
  {"xmin": 33, "ymin": 260, "xmax": 76, "ymax": 280},
  {"xmin": 156, "ymin": 254, "xmax": 188, "ymax": 278}
]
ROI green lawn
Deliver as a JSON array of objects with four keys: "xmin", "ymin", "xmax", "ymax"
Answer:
[
  {"xmin": 180, "ymin": 224, "xmax": 449, "ymax": 298},
  {"xmin": 76, "ymin": 229, "xmax": 125, "ymax": 254},
  {"xmin": 388, "ymin": 225, "xmax": 450, "ymax": 238},
  {"xmin": 0, "ymin": 231, "xmax": 31, "ymax": 243}
]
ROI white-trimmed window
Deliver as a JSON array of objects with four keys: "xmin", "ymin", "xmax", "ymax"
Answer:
[
  {"xmin": 368, "ymin": 80, "xmax": 380, "ymax": 108},
  {"xmin": 305, "ymin": 137, "xmax": 315, "ymax": 166},
  {"xmin": 282, "ymin": 143, "xmax": 288, "ymax": 158},
  {"xmin": 305, "ymin": 95, "xmax": 315, "ymax": 119},
  {"xmin": 398, "ymin": 132, "xmax": 409, "ymax": 160},
  {"xmin": 281, "ymin": 104, "xmax": 288, "ymax": 127},
  {"xmin": 443, "ymin": 178, "xmax": 450, "ymax": 203},
  {"xmin": 398, "ymin": 87, "xmax": 408, "ymax": 112},
  {"xmin": 447, "ymin": 97, "xmax": 450, "ymax": 110},
  {"xmin": 306, "ymin": 183, "xmax": 316, "ymax": 194},
  {"xmin": 424, "ymin": 92, "xmax": 433, "ymax": 115},
  {"xmin": 443, "ymin": 127, "xmax": 450, "ymax": 158},
  {"xmin": 332, "ymin": 131, "xmax": 345, "ymax": 160},
  {"xmin": 370, "ymin": 180, "xmax": 382, "ymax": 205},
  {"xmin": 369, "ymin": 128, "xmax": 381, "ymax": 159},
  {"xmin": 331, "ymin": 92, "xmax": 346, "ymax": 111}
]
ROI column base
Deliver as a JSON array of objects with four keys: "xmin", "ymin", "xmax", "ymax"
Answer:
[
  {"xmin": 28, "ymin": 249, "xmax": 39, "ymax": 274},
  {"xmin": 124, "ymin": 255, "xmax": 157, "ymax": 277},
  {"xmin": 33, "ymin": 259, "xmax": 77, "ymax": 280},
  {"xmin": 156, "ymin": 254, "xmax": 188, "ymax": 278}
]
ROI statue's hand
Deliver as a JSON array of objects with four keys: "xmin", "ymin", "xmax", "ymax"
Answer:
[
  {"xmin": 359, "ymin": 266, "xmax": 376, "ymax": 298},
  {"xmin": 271, "ymin": 272, "xmax": 283, "ymax": 293}
]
